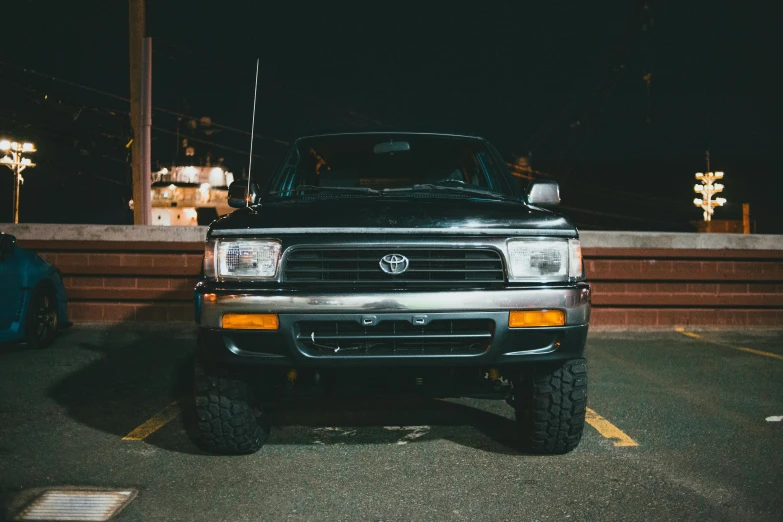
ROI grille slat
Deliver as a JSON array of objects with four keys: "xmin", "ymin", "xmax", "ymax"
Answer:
[
  {"xmin": 284, "ymin": 248, "xmax": 504, "ymax": 286},
  {"xmin": 297, "ymin": 319, "xmax": 494, "ymax": 356},
  {"xmin": 297, "ymin": 332, "xmax": 491, "ymax": 341}
]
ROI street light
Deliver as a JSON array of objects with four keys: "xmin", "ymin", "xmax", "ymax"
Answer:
[
  {"xmin": 0, "ymin": 139, "xmax": 36, "ymax": 223},
  {"xmin": 693, "ymin": 170, "xmax": 726, "ymax": 222}
]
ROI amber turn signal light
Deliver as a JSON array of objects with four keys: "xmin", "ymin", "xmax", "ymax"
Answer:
[
  {"xmin": 222, "ymin": 313, "xmax": 279, "ymax": 330},
  {"xmin": 508, "ymin": 309, "xmax": 565, "ymax": 328}
]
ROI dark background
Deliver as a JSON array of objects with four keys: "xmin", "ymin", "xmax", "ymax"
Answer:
[{"xmin": 1, "ymin": 1, "xmax": 780, "ymax": 231}]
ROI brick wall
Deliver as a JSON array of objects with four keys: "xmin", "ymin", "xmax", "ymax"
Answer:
[
  {"xmin": 11, "ymin": 227, "xmax": 783, "ymax": 326},
  {"xmin": 585, "ymin": 248, "xmax": 783, "ymax": 326},
  {"xmin": 19, "ymin": 240, "xmax": 202, "ymax": 323}
]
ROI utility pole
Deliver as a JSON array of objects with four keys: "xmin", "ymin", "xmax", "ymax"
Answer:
[
  {"xmin": 0, "ymin": 140, "xmax": 36, "ymax": 223},
  {"xmin": 129, "ymin": 0, "xmax": 150, "ymax": 224},
  {"xmin": 693, "ymin": 150, "xmax": 726, "ymax": 223},
  {"xmin": 139, "ymin": 37, "xmax": 152, "ymax": 224}
]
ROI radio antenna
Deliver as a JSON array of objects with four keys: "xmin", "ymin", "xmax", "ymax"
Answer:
[{"xmin": 246, "ymin": 58, "xmax": 260, "ymax": 207}]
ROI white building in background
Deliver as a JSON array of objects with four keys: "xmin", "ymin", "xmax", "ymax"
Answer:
[{"xmin": 150, "ymin": 166, "xmax": 234, "ymax": 226}]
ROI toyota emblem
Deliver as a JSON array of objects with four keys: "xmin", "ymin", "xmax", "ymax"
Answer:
[{"xmin": 379, "ymin": 254, "xmax": 409, "ymax": 275}]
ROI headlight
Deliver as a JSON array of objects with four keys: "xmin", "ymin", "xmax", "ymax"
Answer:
[
  {"xmin": 204, "ymin": 239, "xmax": 282, "ymax": 280},
  {"xmin": 568, "ymin": 238, "xmax": 583, "ymax": 280},
  {"xmin": 507, "ymin": 238, "xmax": 583, "ymax": 282}
]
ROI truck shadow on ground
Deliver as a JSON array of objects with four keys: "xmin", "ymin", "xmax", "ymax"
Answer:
[{"xmin": 45, "ymin": 323, "xmax": 525, "ymax": 456}]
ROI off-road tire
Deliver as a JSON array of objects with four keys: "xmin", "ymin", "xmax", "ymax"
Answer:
[
  {"xmin": 193, "ymin": 356, "xmax": 268, "ymax": 454},
  {"xmin": 25, "ymin": 284, "xmax": 58, "ymax": 349},
  {"xmin": 514, "ymin": 358, "xmax": 587, "ymax": 454}
]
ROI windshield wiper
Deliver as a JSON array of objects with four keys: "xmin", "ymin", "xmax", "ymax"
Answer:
[
  {"xmin": 382, "ymin": 184, "xmax": 509, "ymax": 200},
  {"xmin": 268, "ymin": 184, "xmax": 380, "ymax": 196}
]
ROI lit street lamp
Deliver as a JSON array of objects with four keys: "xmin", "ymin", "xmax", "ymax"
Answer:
[
  {"xmin": 0, "ymin": 140, "xmax": 36, "ymax": 223},
  {"xmin": 693, "ymin": 170, "xmax": 726, "ymax": 222}
]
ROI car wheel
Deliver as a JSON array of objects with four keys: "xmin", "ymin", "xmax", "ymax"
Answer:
[
  {"xmin": 26, "ymin": 285, "xmax": 58, "ymax": 349},
  {"xmin": 514, "ymin": 358, "xmax": 587, "ymax": 454},
  {"xmin": 193, "ymin": 353, "xmax": 269, "ymax": 455}
]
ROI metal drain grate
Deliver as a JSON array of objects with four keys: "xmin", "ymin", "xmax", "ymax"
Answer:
[{"xmin": 15, "ymin": 489, "xmax": 137, "ymax": 521}]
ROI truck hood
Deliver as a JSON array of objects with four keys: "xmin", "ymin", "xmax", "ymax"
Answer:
[{"xmin": 209, "ymin": 196, "xmax": 577, "ymax": 236}]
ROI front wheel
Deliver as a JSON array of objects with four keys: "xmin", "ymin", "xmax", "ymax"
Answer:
[
  {"xmin": 25, "ymin": 285, "xmax": 58, "ymax": 349},
  {"xmin": 193, "ymin": 355, "xmax": 269, "ymax": 454},
  {"xmin": 514, "ymin": 358, "xmax": 587, "ymax": 454}
]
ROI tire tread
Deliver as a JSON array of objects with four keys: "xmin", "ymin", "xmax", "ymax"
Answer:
[
  {"xmin": 193, "ymin": 358, "xmax": 268, "ymax": 454},
  {"xmin": 515, "ymin": 358, "xmax": 587, "ymax": 454}
]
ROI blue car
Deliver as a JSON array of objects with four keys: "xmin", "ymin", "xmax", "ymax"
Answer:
[{"xmin": 0, "ymin": 232, "xmax": 70, "ymax": 348}]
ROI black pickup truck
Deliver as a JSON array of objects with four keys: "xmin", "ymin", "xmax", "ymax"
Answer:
[{"xmin": 193, "ymin": 132, "xmax": 591, "ymax": 455}]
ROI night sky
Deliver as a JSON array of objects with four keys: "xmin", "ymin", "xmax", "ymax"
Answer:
[{"xmin": 1, "ymin": 1, "xmax": 781, "ymax": 232}]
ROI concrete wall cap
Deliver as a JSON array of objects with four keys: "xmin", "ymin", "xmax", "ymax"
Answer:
[
  {"xmin": 579, "ymin": 231, "xmax": 783, "ymax": 250},
  {"xmin": 1, "ymin": 224, "xmax": 782, "ymax": 250},
  {"xmin": 1, "ymin": 224, "xmax": 208, "ymax": 243}
]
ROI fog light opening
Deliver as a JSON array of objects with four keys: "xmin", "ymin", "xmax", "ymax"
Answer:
[
  {"xmin": 508, "ymin": 309, "xmax": 565, "ymax": 328},
  {"xmin": 222, "ymin": 313, "xmax": 279, "ymax": 330}
]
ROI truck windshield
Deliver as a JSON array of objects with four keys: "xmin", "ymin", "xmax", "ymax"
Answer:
[{"xmin": 265, "ymin": 134, "xmax": 517, "ymax": 200}]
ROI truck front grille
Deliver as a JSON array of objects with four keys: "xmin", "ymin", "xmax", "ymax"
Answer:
[
  {"xmin": 296, "ymin": 319, "xmax": 493, "ymax": 357},
  {"xmin": 283, "ymin": 248, "xmax": 504, "ymax": 286}
]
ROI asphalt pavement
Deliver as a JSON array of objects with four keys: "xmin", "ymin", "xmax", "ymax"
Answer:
[{"xmin": 1, "ymin": 324, "xmax": 781, "ymax": 521}]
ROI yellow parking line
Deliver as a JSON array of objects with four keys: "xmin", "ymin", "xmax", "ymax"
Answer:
[
  {"xmin": 122, "ymin": 401, "xmax": 181, "ymax": 441},
  {"xmin": 674, "ymin": 327, "xmax": 702, "ymax": 339},
  {"xmin": 675, "ymin": 328, "xmax": 782, "ymax": 360},
  {"xmin": 736, "ymin": 346, "xmax": 783, "ymax": 360},
  {"xmin": 585, "ymin": 407, "xmax": 638, "ymax": 447}
]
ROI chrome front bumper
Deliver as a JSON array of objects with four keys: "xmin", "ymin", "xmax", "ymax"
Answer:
[
  {"xmin": 195, "ymin": 284, "xmax": 591, "ymax": 366},
  {"xmin": 196, "ymin": 284, "xmax": 591, "ymax": 328}
]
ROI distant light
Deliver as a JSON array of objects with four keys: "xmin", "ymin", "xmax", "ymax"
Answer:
[
  {"xmin": 0, "ymin": 156, "xmax": 11, "ymax": 164},
  {"xmin": 160, "ymin": 167, "xmax": 169, "ymax": 175},
  {"xmin": 22, "ymin": 142, "xmax": 35, "ymax": 152},
  {"xmin": 21, "ymin": 158, "xmax": 32, "ymax": 165},
  {"xmin": 693, "ymin": 170, "xmax": 727, "ymax": 222},
  {"xmin": 168, "ymin": 184, "xmax": 176, "ymax": 190},
  {"xmin": 184, "ymin": 208, "xmax": 198, "ymax": 221},
  {"xmin": 0, "ymin": 140, "xmax": 10, "ymax": 151},
  {"xmin": 199, "ymin": 183, "xmax": 211, "ymax": 202}
]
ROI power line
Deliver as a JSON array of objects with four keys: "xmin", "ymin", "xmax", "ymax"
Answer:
[
  {"xmin": 152, "ymin": 38, "xmax": 396, "ymax": 129},
  {"xmin": 0, "ymin": 59, "xmax": 289, "ymax": 146},
  {"xmin": 152, "ymin": 127, "xmax": 269, "ymax": 162},
  {"xmin": 0, "ymin": 79, "xmax": 274, "ymax": 163}
]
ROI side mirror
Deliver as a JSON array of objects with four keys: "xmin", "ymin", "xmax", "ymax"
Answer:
[
  {"xmin": 0, "ymin": 233, "xmax": 17, "ymax": 261},
  {"xmin": 526, "ymin": 180, "xmax": 560, "ymax": 207},
  {"xmin": 228, "ymin": 180, "xmax": 261, "ymax": 208}
]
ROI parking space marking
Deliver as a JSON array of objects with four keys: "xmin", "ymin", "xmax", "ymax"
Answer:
[
  {"xmin": 735, "ymin": 346, "xmax": 783, "ymax": 360},
  {"xmin": 675, "ymin": 328, "xmax": 783, "ymax": 360},
  {"xmin": 585, "ymin": 407, "xmax": 639, "ymax": 447},
  {"xmin": 122, "ymin": 401, "xmax": 181, "ymax": 441}
]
